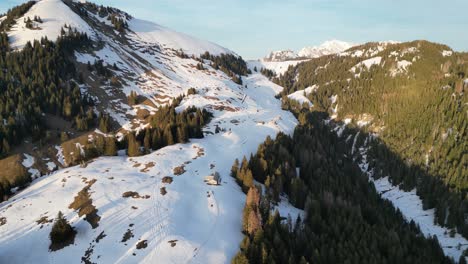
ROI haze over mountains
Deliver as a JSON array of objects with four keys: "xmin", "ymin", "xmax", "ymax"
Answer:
[{"xmin": 0, "ymin": 1, "xmax": 466, "ymax": 264}]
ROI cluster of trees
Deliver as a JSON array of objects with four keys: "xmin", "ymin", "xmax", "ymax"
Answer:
[
  {"xmin": 272, "ymin": 40, "xmax": 468, "ymax": 239},
  {"xmin": 87, "ymin": 59, "xmax": 115, "ymax": 78},
  {"xmin": 259, "ymin": 67, "xmax": 275, "ymax": 79},
  {"xmin": 0, "ymin": 28, "xmax": 94, "ymax": 157},
  {"xmin": 200, "ymin": 52, "xmax": 251, "ymax": 84},
  {"xmin": 126, "ymin": 102, "xmax": 211, "ymax": 157},
  {"xmin": 0, "ymin": 1, "xmax": 36, "ymax": 31},
  {"xmin": 71, "ymin": 1, "xmax": 132, "ymax": 30},
  {"xmin": 24, "ymin": 16, "xmax": 42, "ymax": 29},
  {"xmin": 175, "ymin": 49, "xmax": 189, "ymax": 59},
  {"xmin": 232, "ymin": 111, "xmax": 458, "ymax": 264},
  {"xmin": 64, "ymin": 95, "xmax": 212, "ymax": 164},
  {"xmin": 109, "ymin": 14, "xmax": 128, "ymax": 32}
]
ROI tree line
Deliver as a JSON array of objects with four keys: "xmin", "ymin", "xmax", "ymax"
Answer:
[
  {"xmin": 0, "ymin": 28, "xmax": 94, "ymax": 157},
  {"xmin": 0, "ymin": 1, "xmax": 36, "ymax": 31},
  {"xmin": 272, "ymin": 41, "xmax": 468, "ymax": 239},
  {"xmin": 231, "ymin": 110, "xmax": 458, "ymax": 264},
  {"xmin": 200, "ymin": 52, "xmax": 251, "ymax": 84}
]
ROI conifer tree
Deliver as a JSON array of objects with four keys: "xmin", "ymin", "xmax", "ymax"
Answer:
[
  {"xmin": 127, "ymin": 133, "xmax": 141, "ymax": 157},
  {"xmin": 104, "ymin": 137, "xmax": 117, "ymax": 156},
  {"xmin": 50, "ymin": 211, "xmax": 75, "ymax": 245}
]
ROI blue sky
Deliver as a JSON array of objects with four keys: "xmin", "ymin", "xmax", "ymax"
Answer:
[{"xmin": 1, "ymin": 0, "xmax": 467, "ymax": 59}]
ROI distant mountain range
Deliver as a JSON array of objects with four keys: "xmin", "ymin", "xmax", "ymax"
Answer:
[{"xmin": 263, "ymin": 40, "xmax": 354, "ymax": 62}]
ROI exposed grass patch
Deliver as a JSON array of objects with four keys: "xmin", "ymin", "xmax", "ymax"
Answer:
[
  {"xmin": 122, "ymin": 191, "xmax": 150, "ymax": 199},
  {"xmin": 0, "ymin": 154, "xmax": 30, "ymax": 202},
  {"xmin": 162, "ymin": 176, "xmax": 173, "ymax": 184},
  {"xmin": 36, "ymin": 216, "xmax": 53, "ymax": 228},
  {"xmin": 68, "ymin": 179, "xmax": 101, "ymax": 228},
  {"xmin": 136, "ymin": 240, "xmax": 148, "ymax": 250},
  {"xmin": 173, "ymin": 165, "xmax": 186, "ymax": 176},
  {"xmin": 140, "ymin": 162, "xmax": 155, "ymax": 173},
  {"xmin": 121, "ymin": 229, "xmax": 134, "ymax": 243}
]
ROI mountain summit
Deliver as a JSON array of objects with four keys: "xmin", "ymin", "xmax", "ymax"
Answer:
[{"xmin": 264, "ymin": 40, "xmax": 354, "ymax": 62}]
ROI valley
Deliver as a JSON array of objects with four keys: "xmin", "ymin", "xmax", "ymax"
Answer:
[{"xmin": 0, "ymin": 1, "xmax": 466, "ymax": 263}]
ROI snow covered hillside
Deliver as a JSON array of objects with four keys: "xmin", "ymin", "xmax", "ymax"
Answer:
[
  {"xmin": 0, "ymin": 72, "xmax": 297, "ymax": 264},
  {"xmin": 0, "ymin": 1, "xmax": 298, "ymax": 263},
  {"xmin": 8, "ymin": 0, "xmax": 96, "ymax": 49},
  {"xmin": 128, "ymin": 19, "xmax": 231, "ymax": 56}
]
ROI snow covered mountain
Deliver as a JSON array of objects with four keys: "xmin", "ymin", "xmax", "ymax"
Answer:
[
  {"xmin": 250, "ymin": 40, "xmax": 354, "ymax": 76},
  {"xmin": 263, "ymin": 49, "xmax": 298, "ymax": 62},
  {"xmin": 297, "ymin": 40, "xmax": 354, "ymax": 58},
  {"xmin": 264, "ymin": 40, "xmax": 354, "ymax": 62},
  {"xmin": 8, "ymin": 0, "xmax": 96, "ymax": 49},
  {"xmin": 0, "ymin": 1, "xmax": 466, "ymax": 264},
  {"xmin": 0, "ymin": 1, "xmax": 299, "ymax": 263}
]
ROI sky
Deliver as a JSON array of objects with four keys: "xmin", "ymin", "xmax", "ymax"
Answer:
[{"xmin": 1, "ymin": 0, "xmax": 467, "ymax": 59}]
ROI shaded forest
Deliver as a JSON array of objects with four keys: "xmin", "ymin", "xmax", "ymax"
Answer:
[{"xmin": 232, "ymin": 110, "xmax": 458, "ymax": 264}]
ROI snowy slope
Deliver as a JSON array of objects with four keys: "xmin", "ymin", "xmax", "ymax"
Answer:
[
  {"xmin": 0, "ymin": 72, "xmax": 297, "ymax": 264},
  {"xmin": 286, "ymin": 85, "xmax": 319, "ymax": 107},
  {"xmin": 248, "ymin": 59, "xmax": 305, "ymax": 75},
  {"xmin": 128, "ymin": 19, "xmax": 231, "ymax": 56},
  {"xmin": 0, "ymin": 2, "xmax": 299, "ymax": 263},
  {"xmin": 8, "ymin": 0, "xmax": 95, "ymax": 49}
]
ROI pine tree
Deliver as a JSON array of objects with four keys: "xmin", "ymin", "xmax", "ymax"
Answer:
[
  {"xmin": 98, "ymin": 113, "xmax": 110, "ymax": 133},
  {"xmin": 231, "ymin": 252, "xmax": 249, "ymax": 264},
  {"xmin": 127, "ymin": 133, "xmax": 141, "ymax": 157},
  {"xmin": 163, "ymin": 125, "xmax": 175, "ymax": 146},
  {"xmin": 104, "ymin": 137, "xmax": 117, "ymax": 156},
  {"xmin": 50, "ymin": 211, "xmax": 75, "ymax": 245},
  {"xmin": 143, "ymin": 129, "xmax": 151, "ymax": 153},
  {"xmin": 128, "ymin": 91, "xmax": 138, "ymax": 106}
]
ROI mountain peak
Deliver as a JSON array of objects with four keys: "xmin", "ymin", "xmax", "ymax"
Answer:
[
  {"xmin": 7, "ymin": 0, "xmax": 95, "ymax": 49},
  {"xmin": 298, "ymin": 40, "xmax": 354, "ymax": 58},
  {"xmin": 264, "ymin": 40, "xmax": 355, "ymax": 62}
]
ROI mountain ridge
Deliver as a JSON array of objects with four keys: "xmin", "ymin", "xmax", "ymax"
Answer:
[{"xmin": 264, "ymin": 40, "xmax": 354, "ymax": 62}]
